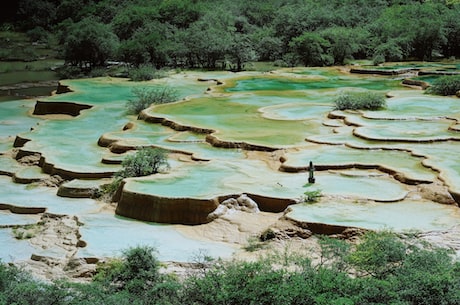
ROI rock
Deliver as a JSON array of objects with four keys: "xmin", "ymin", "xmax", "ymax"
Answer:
[
  {"xmin": 417, "ymin": 225, "xmax": 460, "ymax": 258},
  {"xmin": 207, "ymin": 195, "xmax": 260, "ymax": 221},
  {"xmin": 236, "ymin": 194, "xmax": 260, "ymax": 213},
  {"xmin": 260, "ymin": 218, "xmax": 312, "ymax": 240},
  {"xmin": 65, "ymin": 258, "xmax": 86, "ymax": 270},
  {"xmin": 418, "ymin": 183, "xmax": 457, "ymax": 205},
  {"xmin": 456, "ymin": 90, "xmax": 460, "ymax": 98},
  {"xmin": 17, "ymin": 153, "xmax": 41, "ymax": 166},
  {"xmin": 207, "ymin": 204, "xmax": 228, "ymax": 221},
  {"xmin": 40, "ymin": 175, "xmax": 65, "ymax": 187}
]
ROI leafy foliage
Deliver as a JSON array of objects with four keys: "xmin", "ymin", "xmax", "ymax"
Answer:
[
  {"xmin": 426, "ymin": 75, "xmax": 460, "ymax": 96},
  {"xmin": 289, "ymin": 32, "xmax": 332, "ymax": 66},
  {"xmin": 1, "ymin": 232, "xmax": 460, "ymax": 304},
  {"xmin": 127, "ymin": 86, "xmax": 178, "ymax": 114},
  {"xmin": 102, "ymin": 148, "xmax": 170, "ymax": 198},
  {"xmin": 94, "ymin": 246, "xmax": 161, "ymax": 291},
  {"xmin": 116, "ymin": 147, "xmax": 170, "ymax": 178},
  {"xmin": 334, "ymin": 91, "xmax": 386, "ymax": 111},
  {"xmin": 5, "ymin": 0, "xmax": 460, "ymax": 71},
  {"xmin": 60, "ymin": 17, "xmax": 119, "ymax": 68},
  {"xmin": 301, "ymin": 189, "xmax": 323, "ymax": 203},
  {"xmin": 127, "ymin": 64, "xmax": 166, "ymax": 81},
  {"xmin": 348, "ymin": 231, "xmax": 406, "ymax": 278}
]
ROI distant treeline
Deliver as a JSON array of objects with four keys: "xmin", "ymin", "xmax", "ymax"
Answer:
[{"xmin": 3, "ymin": 0, "xmax": 460, "ymax": 70}]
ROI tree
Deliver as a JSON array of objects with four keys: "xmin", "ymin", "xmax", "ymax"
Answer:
[
  {"xmin": 90, "ymin": 246, "xmax": 181, "ymax": 304},
  {"xmin": 185, "ymin": 11, "xmax": 232, "ymax": 69},
  {"xmin": 127, "ymin": 86, "xmax": 178, "ymax": 114},
  {"xmin": 226, "ymin": 33, "xmax": 257, "ymax": 71},
  {"xmin": 118, "ymin": 39, "xmax": 151, "ymax": 67},
  {"xmin": 251, "ymin": 27, "xmax": 283, "ymax": 61},
  {"xmin": 320, "ymin": 27, "xmax": 369, "ymax": 65},
  {"xmin": 133, "ymin": 21, "xmax": 174, "ymax": 69},
  {"xmin": 441, "ymin": 4, "xmax": 460, "ymax": 58},
  {"xmin": 290, "ymin": 32, "xmax": 332, "ymax": 66},
  {"xmin": 110, "ymin": 5, "xmax": 159, "ymax": 40},
  {"xmin": 103, "ymin": 145, "xmax": 170, "ymax": 198},
  {"xmin": 62, "ymin": 18, "xmax": 119, "ymax": 68},
  {"xmin": 17, "ymin": 0, "xmax": 56, "ymax": 30},
  {"xmin": 372, "ymin": 39, "xmax": 405, "ymax": 63},
  {"xmin": 372, "ymin": 3, "xmax": 448, "ymax": 60},
  {"xmin": 272, "ymin": 4, "xmax": 319, "ymax": 51},
  {"xmin": 95, "ymin": 246, "xmax": 161, "ymax": 290},
  {"xmin": 56, "ymin": 0, "xmax": 88, "ymax": 23},
  {"xmin": 116, "ymin": 147, "xmax": 170, "ymax": 178},
  {"xmin": 158, "ymin": 0, "xmax": 202, "ymax": 28}
]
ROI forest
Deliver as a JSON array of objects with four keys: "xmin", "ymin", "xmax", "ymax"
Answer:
[{"xmin": 1, "ymin": 0, "xmax": 460, "ymax": 72}]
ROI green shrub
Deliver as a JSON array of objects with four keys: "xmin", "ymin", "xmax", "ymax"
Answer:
[
  {"xmin": 117, "ymin": 147, "xmax": 170, "ymax": 178},
  {"xmin": 103, "ymin": 148, "xmax": 169, "ymax": 198},
  {"xmin": 372, "ymin": 54, "xmax": 385, "ymax": 66},
  {"xmin": 56, "ymin": 65, "xmax": 84, "ymax": 79},
  {"xmin": 347, "ymin": 231, "xmax": 406, "ymax": 279},
  {"xmin": 244, "ymin": 236, "xmax": 267, "ymax": 252},
  {"xmin": 26, "ymin": 27, "xmax": 49, "ymax": 43},
  {"xmin": 426, "ymin": 75, "xmax": 460, "ymax": 96},
  {"xmin": 88, "ymin": 67, "xmax": 109, "ymax": 78},
  {"xmin": 127, "ymin": 86, "xmax": 178, "ymax": 114},
  {"xmin": 100, "ymin": 176, "xmax": 123, "ymax": 199},
  {"xmin": 334, "ymin": 91, "xmax": 386, "ymax": 111},
  {"xmin": 301, "ymin": 189, "xmax": 322, "ymax": 203},
  {"xmin": 128, "ymin": 65, "xmax": 166, "ymax": 81},
  {"xmin": 12, "ymin": 224, "xmax": 40, "ymax": 240},
  {"xmin": 12, "ymin": 228, "xmax": 25, "ymax": 240},
  {"xmin": 1, "ymin": 231, "xmax": 460, "ymax": 305}
]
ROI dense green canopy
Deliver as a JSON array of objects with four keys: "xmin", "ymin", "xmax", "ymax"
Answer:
[{"xmin": 4, "ymin": 0, "xmax": 459, "ymax": 70}]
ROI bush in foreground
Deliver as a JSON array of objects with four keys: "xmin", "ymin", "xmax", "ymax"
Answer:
[
  {"xmin": 1, "ymin": 232, "xmax": 459, "ymax": 304},
  {"xmin": 334, "ymin": 91, "xmax": 386, "ymax": 111},
  {"xmin": 426, "ymin": 75, "xmax": 460, "ymax": 96}
]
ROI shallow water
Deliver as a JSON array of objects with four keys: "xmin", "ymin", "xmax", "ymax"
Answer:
[
  {"xmin": 0, "ymin": 229, "xmax": 36, "ymax": 262},
  {"xmin": 0, "ymin": 99, "xmax": 40, "ymax": 140},
  {"xmin": 287, "ymin": 200, "xmax": 460, "ymax": 232},
  {"xmin": 1, "ymin": 64, "xmax": 460, "ymax": 263},
  {"xmin": 78, "ymin": 211, "xmax": 234, "ymax": 260},
  {"xmin": 0, "ymin": 176, "xmax": 100, "ymax": 214}
]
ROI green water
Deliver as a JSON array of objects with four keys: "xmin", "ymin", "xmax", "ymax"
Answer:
[
  {"xmin": 0, "ymin": 99, "xmax": 40, "ymax": 140},
  {"xmin": 225, "ymin": 76, "xmax": 401, "ymax": 92},
  {"xmin": 361, "ymin": 62, "xmax": 459, "ymax": 71},
  {"xmin": 283, "ymin": 145, "xmax": 436, "ymax": 183},
  {"xmin": 1, "ymin": 64, "xmax": 460, "ymax": 263},
  {"xmin": 365, "ymin": 95, "xmax": 460, "ymax": 120},
  {"xmin": 78, "ymin": 211, "xmax": 234, "ymax": 261},
  {"xmin": 126, "ymin": 160, "xmax": 408, "ymax": 202},
  {"xmin": 287, "ymin": 199, "xmax": 460, "ymax": 232}
]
